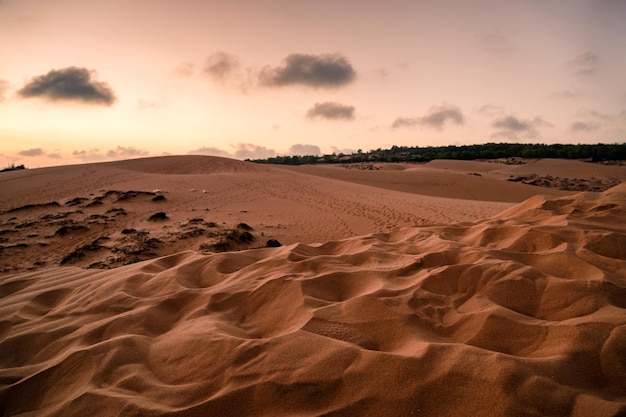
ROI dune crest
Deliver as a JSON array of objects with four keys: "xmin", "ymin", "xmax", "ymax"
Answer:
[{"xmin": 1, "ymin": 184, "xmax": 625, "ymax": 416}]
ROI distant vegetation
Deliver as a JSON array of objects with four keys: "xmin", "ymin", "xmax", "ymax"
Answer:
[
  {"xmin": 0, "ymin": 163, "xmax": 26, "ymax": 172},
  {"xmin": 248, "ymin": 143, "xmax": 626, "ymax": 165}
]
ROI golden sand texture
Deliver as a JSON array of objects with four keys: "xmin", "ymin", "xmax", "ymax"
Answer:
[{"xmin": 1, "ymin": 172, "xmax": 625, "ymax": 416}]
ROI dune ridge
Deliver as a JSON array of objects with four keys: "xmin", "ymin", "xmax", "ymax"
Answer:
[{"xmin": 1, "ymin": 184, "xmax": 625, "ymax": 416}]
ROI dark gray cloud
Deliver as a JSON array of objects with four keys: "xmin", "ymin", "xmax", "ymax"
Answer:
[
  {"xmin": 259, "ymin": 53, "xmax": 356, "ymax": 88},
  {"xmin": 306, "ymin": 102, "xmax": 355, "ymax": 120},
  {"xmin": 392, "ymin": 105, "xmax": 464, "ymax": 129},
  {"xmin": 288, "ymin": 144, "xmax": 321, "ymax": 156},
  {"xmin": 421, "ymin": 105, "xmax": 464, "ymax": 129},
  {"xmin": 391, "ymin": 117, "xmax": 420, "ymax": 129},
  {"xmin": 233, "ymin": 143, "xmax": 277, "ymax": 160},
  {"xmin": 570, "ymin": 121, "xmax": 601, "ymax": 132},
  {"xmin": 18, "ymin": 148, "xmax": 44, "ymax": 157},
  {"xmin": 187, "ymin": 146, "xmax": 231, "ymax": 157},
  {"xmin": 493, "ymin": 116, "xmax": 531, "ymax": 131},
  {"xmin": 568, "ymin": 52, "xmax": 598, "ymax": 76},
  {"xmin": 18, "ymin": 67, "xmax": 116, "ymax": 105},
  {"xmin": 203, "ymin": 51, "xmax": 241, "ymax": 84},
  {"xmin": 491, "ymin": 116, "xmax": 550, "ymax": 140}
]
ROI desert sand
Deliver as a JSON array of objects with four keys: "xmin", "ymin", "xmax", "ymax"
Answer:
[{"xmin": 1, "ymin": 156, "xmax": 625, "ymax": 416}]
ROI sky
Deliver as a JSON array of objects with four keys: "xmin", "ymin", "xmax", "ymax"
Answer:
[{"xmin": 1, "ymin": 0, "xmax": 626, "ymax": 167}]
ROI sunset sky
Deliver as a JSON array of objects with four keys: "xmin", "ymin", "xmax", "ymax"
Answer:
[{"xmin": 1, "ymin": 0, "xmax": 625, "ymax": 167}]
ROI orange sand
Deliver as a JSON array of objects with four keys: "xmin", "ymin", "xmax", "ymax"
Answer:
[{"xmin": 1, "ymin": 156, "xmax": 625, "ymax": 416}]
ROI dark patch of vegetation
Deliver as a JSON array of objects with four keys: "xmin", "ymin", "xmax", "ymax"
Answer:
[
  {"xmin": 60, "ymin": 238, "xmax": 107, "ymax": 265},
  {"xmin": 54, "ymin": 225, "xmax": 89, "ymax": 237},
  {"xmin": 248, "ymin": 142, "xmax": 626, "ymax": 165},
  {"xmin": 152, "ymin": 195, "xmax": 166, "ymax": 202},
  {"xmin": 266, "ymin": 239, "xmax": 282, "ymax": 247},
  {"xmin": 39, "ymin": 212, "xmax": 73, "ymax": 221},
  {"xmin": 507, "ymin": 175, "xmax": 621, "ymax": 192},
  {"xmin": 236, "ymin": 222, "xmax": 253, "ymax": 231},
  {"xmin": 65, "ymin": 197, "xmax": 88, "ymax": 206},
  {"xmin": 121, "ymin": 228, "xmax": 137, "ymax": 234},
  {"xmin": 1, "ymin": 163, "xmax": 26, "ymax": 173},
  {"xmin": 112, "ymin": 230, "xmax": 162, "ymax": 256},
  {"xmin": 105, "ymin": 207, "xmax": 127, "ymax": 216},
  {"xmin": 148, "ymin": 212, "xmax": 168, "ymax": 221}
]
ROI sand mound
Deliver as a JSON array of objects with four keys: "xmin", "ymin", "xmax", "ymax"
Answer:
[{"xmin": 1, "ymin": 187, "xmax": 625, "ymax": 416}]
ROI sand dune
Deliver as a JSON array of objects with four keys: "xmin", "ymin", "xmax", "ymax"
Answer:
[
  {"xmin": 1, "ymin": 155, "xmax": 625, "ymax": 415},
  {"xmin": 1, "ymin": 156, "xmax": 518, "ymax": 274}
]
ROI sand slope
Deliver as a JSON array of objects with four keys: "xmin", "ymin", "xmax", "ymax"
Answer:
[
  {"xmin": 1, "ymin": 156, "xmax": 519, "ymax": 273},
  {"xmin": 1, "ymin": 183, "xmax": 625, "ymax": 416}
]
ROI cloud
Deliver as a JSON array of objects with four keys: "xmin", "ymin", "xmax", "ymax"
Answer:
[
  {"xmin": 73, "ymin": 149, "xmax": 107, "ymax": 162},
  {"xmin": 493, "ymin": 116, "xmax": 532, "ymax": 132},
  {"xmin": 259, "ymin": 53, "xmax": 356, "ymax": 88},
  {"xmin": 568, "ymin": 52, "xmax": 598, "ymax": 77},
  {"xmin": 570, "ymin": 121, "xmax": 601, "ymax": 132},
  {"xmin": 137, "ymin": 99, "xmax": 159, "ymax": 110},
  {"xmin": 187, "ymin": 146, "xmax": 232, "ymax": 157},
  {"xmin": 288, "ymin": 144, "xmax": 321, "ymax": 156},
  {"xmin": 391, "ymin": 117, "xmax": 420, "ymax": 129},
  {"xmin": 17, "ymin": 67, "xmax": 116, "ymax": 105},
  {"xmin": 233, "ymin": 143, "xmax": 277, "ymax": 160},
  {"xmin": 105, "ymin": 146, "xmax": 148, "ymax": 158},
  {"xmin": 478, "ymin": 33, "xmax": 513, "ymax": 54},
  {"xmin": 175, "ymin": 61, "xmax": 196, "ymax": 77},
  {"xmin": 420, "ymin": 105, "xmax": 464, "ymax": 129},
  {"xmin": 392, "ymin": 105, "xmax": 464, "ymax": 130},
  {"xmin": 47, "ymin": 153, "xmax": 62, "ymax": 159},
  {"xmin": 204, "ymin": 52, "xmax": 241, "ymax": 84},
  {"xmin": 0, "ymin": 79, "xmax": 8, "ymax": 101},
  {"xmin": 306, "ymin": 102, "xmax": 355, "ymax": 120},
  {"xmin": 491, "ymin": 115, "xmax": 550, "ymax": 140},
  {"xmin": 330, "ymin": 146, "xmax": 358, "ymax": 155},
  {"xmin": 73, "ymin": 146, "xmax": 148, "ymax": 162},
  {"xmin": 477, "ymin": 104, "xmax": 506, "ymax": 118},
  {"xmin": 18, "ymin": 148, "xmax": 44, "ymax": 157}
]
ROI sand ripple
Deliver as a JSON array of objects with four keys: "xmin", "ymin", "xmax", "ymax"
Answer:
[{"xmin": 1, "ymin": 186, "xmax": 626, "ymax": 416}]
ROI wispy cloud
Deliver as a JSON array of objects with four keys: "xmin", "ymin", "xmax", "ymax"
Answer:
[
  {"xmin": 478, "ymin": 33, "xmax": 514, "ymax": 55},
  {"xmin": 568, "ymin": 52, "xmax": 598, "ymax": 77},
  {"xmin": 17, "ymin": 67, "xmax": 116, "ymax": 105},
  {"xmin": 18, "ymin": 148, "xmax": 44, "ymax": 157},
  {"xmin": 392, "ymin": 105, "xmax": 464, "ymax": 130},
  {"xmin": 233, "ymin": 143, "xmax": 277, "ymax": 160},
  {"xmin": 187, "ymin": 146, "xmax": 232, "ymax": 157},
  {"xmin": 73, "ymin": 146, "xmax": 149, "ymax": 162},
  {"xmin": 306, "ymin": 102, "xmax": 355, "ymax": 120},
  {"xmin": 203, "ymin": 51, "xmax": 241, "ymax": 84},
  {"xmin": 570, "ymin": 121, "xmax": 601, "ymax": 132},
  {"xmin": 288, "ymin": 144, "xmax": 321, "ymax": 156}
]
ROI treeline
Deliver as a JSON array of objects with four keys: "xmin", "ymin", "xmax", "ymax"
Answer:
[
  {"xmin": 0, "ymin": 163, "xmax": 26, "ymax": 173},
  {"xmin": 249, "ymin": 143, "xmax": 626, "ymax": 165}
]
